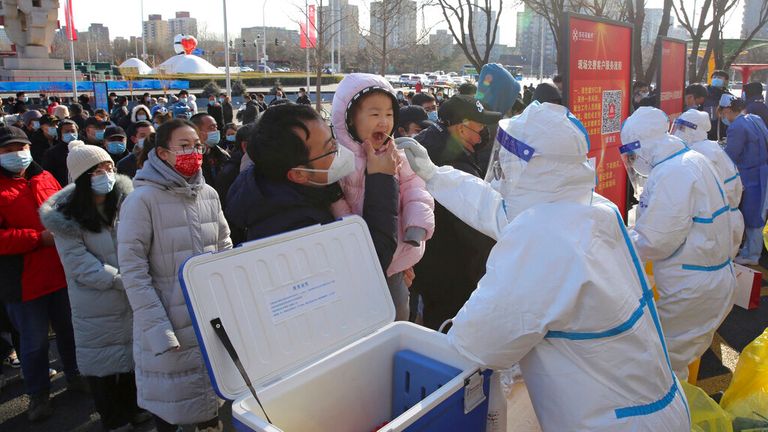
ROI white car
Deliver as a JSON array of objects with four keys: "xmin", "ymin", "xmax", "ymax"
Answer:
[{"xmin": 399, "ymin": 74, "xmax": 415, "ymax": 86}]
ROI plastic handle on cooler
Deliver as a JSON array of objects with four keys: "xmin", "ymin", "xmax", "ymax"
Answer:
[{"xmin": 210, "ymin": 317, "xmax": 273, "ymax": 424}]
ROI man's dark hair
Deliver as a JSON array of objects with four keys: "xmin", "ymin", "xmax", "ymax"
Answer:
[
  {"xmin": 725, "ymin": 97, "xmax": 746, "ymax": 112},
  {"xmin": 69, "ymin": 103, "xmax": 83, "ymax": 115},
  {"xmin": 108, "ymin": 92, "xmax": 117, "ymax": 97},
  {"xmin": 57, "ymin": 119, "xmax": 78, "ymax": 140},
  {"xmin": 15, "ymin": 91, "xmax": 25, "ymax": 98},
  {"xmin": 412, "ymin": 92, "xmax": 436, "ymax": 107},
  {"xmin": 633, "ymin": 81, "xmax": 649, "ymax": 91},
  {"xmin": 128, "ymin": 120, "xmax": 152, "ymax": 139},
  {"xmin": 189, "ymin": 113, "xmax": 214, "ymax": 131},
  {"xmin": 85, "ymin": 116, "xmax": 105, "ymax": 129},
  {"xmin": 116, "ymin": 96, "xmax": 127, "ymax": 105},
  {"xmin": 248, "ymin": 104, "xmax": 322, "ymax": 181},
  {"xmin": 552, "ymin": 74, "xmax": 563, "ymax": 84},
  {"xmin": 155, "ymin": 119, "xmax": 196, "ymax": 149},
  {"xmin": 178, "ymin": 90, "xmax": 189, "ymax": 97},
  {"xmin": 235, "ymin": 122, "xmax": 252, "ymax": 146},
  {"xmin": 458, "ymin": 83, "xmax": 477, "ymax": 95},
  {"xmin": 711, "ymin": 70, "xmax": 729, "ymax": 79},
  {"xmin": 685, "ymin": 83, "xmax": 708, "ymax": 99},
  {"xmin": 744, "ymin": 82, "xmax": 764, "ymax": 99}
]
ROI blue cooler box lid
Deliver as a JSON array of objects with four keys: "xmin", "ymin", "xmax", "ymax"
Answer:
[{"xmin": 179, "ymin": 216, "xmax": 396, "ymax": 400}]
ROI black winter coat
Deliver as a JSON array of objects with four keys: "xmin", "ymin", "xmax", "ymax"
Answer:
[
  {"xmin": 225, "ymin": 168, "xmax": 399, "ymax": 274},
  {"xmin": 42, "ymin": 140, "xmax": 70, "ymax": 187},
  {"xmin": 412, "ymin": 123, "xmax": 496, "ymax": 330}
]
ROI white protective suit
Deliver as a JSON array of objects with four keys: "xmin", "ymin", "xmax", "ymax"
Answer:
[
  {"xmin": 398, "ymin": 102, "xmax": 690, "ymax": 432},
  {"xmin": 672, "ymin": 109, "xmax": 744, "ymax": 258},
  {"xmin": 622, "ymin": 107, "xmax": 737, "ymax": 378}
]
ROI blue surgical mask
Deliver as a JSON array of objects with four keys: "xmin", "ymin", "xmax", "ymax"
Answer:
[
  {"xmin": 427, "ymin": 111, "xmax": 439, "ymax": 122},
  {"xmin": 0, "ymin": 149, "xmax": 33, "ymax": 173},
  {"xmin": 137, "ymin": 114, "xmax": 148, "ymax": 121},
  {"xmin": 47, "ymin": 126, "xmax": 57, "ymax": 137},
  {"xmin": 94, "ymin": 130, "xmax": 105, "ymax": 141},
  {"xmin": 218, "ymin": 97, "xmax": 224, "ymax": 103},
  {"xmin": 225, "ymin": 134, "xmax": 236, "ymax": 142},
  {"xmin": 180, "ymin": 97, "xmax": 188, "ymax": 103},
  {"xmin": 206, "ymin": 130, "xmax": 220, "ymax": 146},
  {"xmin": 62, "ymin": 132, "xmax": 78, "ymax": 143},
  {"xmin": 20, "ymin": 97, "xmax": 28, "ymax": 103},
  {"xmin": 208, "ymin": 100, "xmax": 215, "ymax": 106},
  {"xmin": 31, "ymin": 121, "xmax": 40, "ymax": 130},
  {"xmin": 91, "ymin": 172, "xmax": 116, "ymax": 195},
  {"xmin": 107, "ymin": 141, "xmax": 126, "ymax": 155},
  {"xmin": 722, "ymin": 117, "xmax": 731, "ymax": 126},
  {"xmin": 135, "ymin": 138, "xmax": 145, "ymax": 151},
  {"xmin": 153, "ymin": 122, "xmax": 161, "ymax": 129},
  {"xmin": 712, "ymin": 78, "xmax": 725, "ymax": 88}
]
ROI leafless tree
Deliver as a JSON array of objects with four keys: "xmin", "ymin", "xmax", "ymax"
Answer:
[
  {"xmin": 428, "ymin": 0, "xmax": 504, "ymax": 71},
  {"xmin": 673, "ymin": 0, "xmax": 739, "ymax": 82},
  {"xmin": 295, "ymin": 0, "xmax": 348, "ymax": 112},
  {"xmin": 721, "ymin": 1, "xmax": 768, "ymax": 71}
]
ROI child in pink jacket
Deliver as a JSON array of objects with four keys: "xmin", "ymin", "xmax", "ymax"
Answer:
[{"xmin": 331, "ymin": 73, "xmax": 435, "ymax": 320}]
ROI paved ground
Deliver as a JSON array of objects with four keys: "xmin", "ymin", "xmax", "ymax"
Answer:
[{"xmin": 1, "ymin": 266, "xmax": 766, "ymax": 431}]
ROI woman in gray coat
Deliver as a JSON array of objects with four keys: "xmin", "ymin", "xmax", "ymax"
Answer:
[
  {"xmin": 118, "ymin": 119, "xmax": 232, "ymax": 432},
  {"xmin": 39, "ymin": 141, "xmax": 148, "ymax": 431}
]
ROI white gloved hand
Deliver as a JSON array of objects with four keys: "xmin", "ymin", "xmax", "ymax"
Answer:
[{"xmin": 395, "ymin": 137, "xmax": 438, "ymax": 181}]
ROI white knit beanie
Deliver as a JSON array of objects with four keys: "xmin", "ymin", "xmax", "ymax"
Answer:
[{"xmin": 66, "ymin": 140, "xmax": 112, "ymax": 182}]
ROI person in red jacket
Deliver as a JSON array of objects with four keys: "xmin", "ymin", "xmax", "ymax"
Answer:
[{"xmin": 0, "ymin": 126, "xmax": 84, "ymax": 421}]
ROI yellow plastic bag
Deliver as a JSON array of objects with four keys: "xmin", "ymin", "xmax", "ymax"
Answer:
[
  {"xmin": 720, "ymin": 328, "xmax": 768, "ymax": 422},
  {"xmin": 681, "ymin": 381, "xmax": 733, "ymax": 432}
]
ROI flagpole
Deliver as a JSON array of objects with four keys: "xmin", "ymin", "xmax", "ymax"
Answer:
[
  {"xmin": 223, "ymin": 0, "xmax": 232, "ymax": 98},
  {"xmin": 306, "ymin": 0, "xmax": 310, "ymax": 94},
  {"xmin": 69, "ymin": 37, "xmax": 78, "ymax": 99}
]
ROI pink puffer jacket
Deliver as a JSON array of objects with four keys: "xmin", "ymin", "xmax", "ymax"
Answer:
[{"xmin": 331, "ymin": 73, "xmax": 435, "ymax": 276}]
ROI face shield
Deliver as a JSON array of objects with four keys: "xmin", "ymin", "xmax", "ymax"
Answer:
[
  {"xmin": 485, "ymin": 127, "xmax": 535, "ymax": 196},
  {"xmin": 619, "ymin": 140, "xmax": 650, "ymax": 198},
  {"xmin": 670, "ymin": 117, "xmax": 698, "ymax": 138}
]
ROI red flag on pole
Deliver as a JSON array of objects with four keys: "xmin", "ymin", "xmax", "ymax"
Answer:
[
  {"xmin": 308, "ymin": 4, "xmax": 316, "ymax": 48},
  {"xmin": 64, "ymin": 0, "xmax": 77, "ymax": 41},
  {"xmin": 300, "ymin": 4, "xmax": 316, "ymax": 49}
]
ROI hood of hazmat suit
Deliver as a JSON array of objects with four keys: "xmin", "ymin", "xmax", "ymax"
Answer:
[
  {"xmin": 673, "ymin": 109, "xmax": 744, "ymax": 257},
  {"xmin": 423, "ymin": 102, "xmax": 691, "ymax": 431},
  {"xmin": 622, "ymin": 107, "xmax": 737, "ymax": 378}
]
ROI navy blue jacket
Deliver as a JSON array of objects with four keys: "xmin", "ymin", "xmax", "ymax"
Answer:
[
  {"xmin": 225, "ymin": 168, "xmax": 399, "ymax": 273},
  {"xmin": 746, "ymin": 99, "xmax": 768, "ymax": 128}
]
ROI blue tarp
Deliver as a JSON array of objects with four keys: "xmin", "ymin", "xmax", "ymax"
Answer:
[{"xmin": 0, "ymin": 80, "xmax": 190, "ymax": 92}]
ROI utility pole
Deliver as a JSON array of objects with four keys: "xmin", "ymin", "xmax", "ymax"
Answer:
[
  {"xmin": 223, "ymin": 0, "xmax": 232, "ymax": 97},
  {"xmin": 140, "ymin": 0, "xmax": 147, "ymax": 60}
]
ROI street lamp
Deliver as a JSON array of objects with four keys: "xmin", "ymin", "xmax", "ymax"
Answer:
[{"xmin": 262, "ymin": 0, "xmax": 269, "ymax": 65}]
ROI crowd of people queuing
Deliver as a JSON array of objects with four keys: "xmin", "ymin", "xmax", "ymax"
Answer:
[{"xmin": 0, "ymin": 63, "xmax": 765, "ymax": 431}]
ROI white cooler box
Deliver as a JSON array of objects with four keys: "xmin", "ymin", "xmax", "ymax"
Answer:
[{"xmin": 179, "ymin": 216, "xmax": 491, "ymax": 432}]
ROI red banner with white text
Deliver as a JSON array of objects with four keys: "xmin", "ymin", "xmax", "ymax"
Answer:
[{"xmin": 563, "ymin": 14, "xmax": 633, "ymax": 215}]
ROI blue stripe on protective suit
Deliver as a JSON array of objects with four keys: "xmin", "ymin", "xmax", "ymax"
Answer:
[
  {"xmin": 681, "ymin": 258, "xmax": 731, "ymax": 272},
  {"xmin": 652, "ymin": 148, "xmax": 689, "ymax": 168},
  {"xmin": 692, "ymin": 205, "xmax": 730, "ymax": 223},
  {"xmin": 546, "ymin": 294, "xmax": 649, "ymax": 340},
  {"xmin": 544, "ymin": 208, "xmax": 684, "ymax": 420},
  {"xmin": 724, "ymin": 172, "xmax": 740, "ymax": 184}
]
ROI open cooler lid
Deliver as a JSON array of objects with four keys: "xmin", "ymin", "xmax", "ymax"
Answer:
[{"xmin": 180, "ymin": 216, "xmax": 396, "ymax": 400}]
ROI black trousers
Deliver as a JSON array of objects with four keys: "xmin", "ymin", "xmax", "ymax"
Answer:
[{"xmin": 86, "ymin": 372, "xmax": 140, "ymax": 430}]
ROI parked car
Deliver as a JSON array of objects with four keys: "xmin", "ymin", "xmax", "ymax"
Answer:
[
  {"xmin": 399, "ymin": 73, "xmax": 416, "ymax": 86},
  {"xmin": 257, "ymin": 65, "xmax": 273, "ymax": 73}
]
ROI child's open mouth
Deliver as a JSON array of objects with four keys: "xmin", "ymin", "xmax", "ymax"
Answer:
[{"xmin": 371, "ymin": 131, "xmax": 390, "ymax": 149}]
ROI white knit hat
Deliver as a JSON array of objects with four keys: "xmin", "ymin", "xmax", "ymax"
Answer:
[{"xmin": 66, "ymin": 140, "xmax": 112, "ymax": 181}]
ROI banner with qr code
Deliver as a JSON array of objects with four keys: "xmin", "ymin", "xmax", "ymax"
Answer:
[{"xmin": 562, "ymin": 13, "xmax": 633, "ymax": 215}]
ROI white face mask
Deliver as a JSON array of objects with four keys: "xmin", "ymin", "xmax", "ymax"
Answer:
[
  {"xmin": 137, "ymin": 114, "xmax": 148, "ymax": 121},
  {"xmin": 293, "ymin": 145, "xmax": 356, "ymax": 186}
]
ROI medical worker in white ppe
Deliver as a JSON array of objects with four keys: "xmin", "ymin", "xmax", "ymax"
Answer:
[
  {"xmin": 672, "ymin": 109, "xmax": 744, "ymax": 258},
  {"xmin": 621, "ymin": 107, "xmax": 736, "ymax": 379},
  {"xmin": 398, "ymin": 102, "xmax": 690, "ymax": 432}
]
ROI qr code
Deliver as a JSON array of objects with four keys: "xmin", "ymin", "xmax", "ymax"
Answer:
[{"xmin": 601, "ymin": 90, "xmax": 622, "ymax": 135}]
